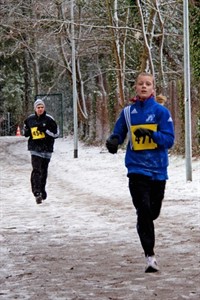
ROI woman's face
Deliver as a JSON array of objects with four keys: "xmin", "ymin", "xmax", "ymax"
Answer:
[{"xmin": 135, "ymin": 75, "xmax": 155, "ymax": 100}]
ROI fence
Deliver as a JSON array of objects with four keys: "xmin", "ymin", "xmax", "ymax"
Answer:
[{"xmin": 0, "ymin": 112, "xmax": 20, "ymax": 136}]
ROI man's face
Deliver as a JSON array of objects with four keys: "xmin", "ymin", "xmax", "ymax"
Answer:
[
  {"xmin": 35, "ymin": 105, "xmax": 45, "ymax": 116},
  {"xmin": 135, "ymin": 75, "xmax": 155, "ymax": 100}
]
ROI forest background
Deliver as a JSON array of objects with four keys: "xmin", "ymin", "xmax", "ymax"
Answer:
[{"xmin": 0, "ymin": 0, "xmax": 199, "ymax": 155}]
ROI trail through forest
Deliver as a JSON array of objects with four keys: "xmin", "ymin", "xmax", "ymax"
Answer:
[{"xmin": 0, "ymin": 137, "xmax": 199, "ymax": 300}]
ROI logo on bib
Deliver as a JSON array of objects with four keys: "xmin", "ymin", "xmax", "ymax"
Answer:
[
  {"xmin": 31, "ymin": 127, "xmax": 45, "ymax": 140},
  {"xmin": 131, "ymin": 124, "xmax": 158, "ymax": 150}
]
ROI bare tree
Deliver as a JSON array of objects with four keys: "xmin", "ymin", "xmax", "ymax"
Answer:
[
  {"xmin": 105, "ymin": 0, "xmax": 130, "ymax": 108},
  {"xmin": 0, "ymin": 0, "xmax": 188, "ymax": 145},
  {"xmin": 136, "ymin": 0, "xmax": 183, "ymax": 90}
]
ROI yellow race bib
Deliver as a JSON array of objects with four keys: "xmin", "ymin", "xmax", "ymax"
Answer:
[
  {"xmin": 131, "ymin": 124, "xmax": 158, "ymax": 150},
  {"xmin": 31, "ymin": 127, "xmax": 45, "ymax": 140}
]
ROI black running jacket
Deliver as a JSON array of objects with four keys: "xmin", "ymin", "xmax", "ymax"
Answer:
[{"xmin": 24, "ymin": 111, "xmax": 59, "ymax": 153}]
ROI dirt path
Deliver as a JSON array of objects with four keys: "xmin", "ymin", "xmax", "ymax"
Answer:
[{"xmin": 0, "ymin": 137, "xmax": 199, "ymax": 300}]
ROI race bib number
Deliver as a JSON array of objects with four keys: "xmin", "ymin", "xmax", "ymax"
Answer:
[
  {"xmin": 131, "ymin": 124, "xmax": 158, "ymax": 150},
  {"xmin": 31, "ymin": 127, "xmax": 45, "ymax": 140}
]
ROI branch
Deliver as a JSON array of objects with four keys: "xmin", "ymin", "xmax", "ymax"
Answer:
[
  {"xmin": 154, "ymin": 0, "xmax": 166, "ymax": 88},
  {"xmin": 136, "ymin": 0, "xmax": 155, "ymax": 76}
]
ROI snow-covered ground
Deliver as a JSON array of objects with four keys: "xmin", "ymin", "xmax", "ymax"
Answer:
[{"xmin": 0, "ymin": 136, "xmax": 199, "ymax": 300}]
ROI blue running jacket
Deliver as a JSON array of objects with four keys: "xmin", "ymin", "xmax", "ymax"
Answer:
[{"xmin": 110, "ymin": 96, "xmax": 175, "ymax": 180}]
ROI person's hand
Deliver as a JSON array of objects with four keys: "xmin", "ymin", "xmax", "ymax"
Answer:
[
  {"xmin": 24, "ymin": 120, "xmax": 28, "ymax": 127},
  {"xmin": 134, "ymin": 128, "xmax": 153, "ymax": 138},
  {"xmin": 23, "ymin": 121, "xmax": 31, "ymax": 137},
  {"xmin": 106, "ymin": 136, "xmax": 119, "ymax": 154},
  {"xmin": 37, "ymin": 123, "xmax": 47, "ymax": 133}
]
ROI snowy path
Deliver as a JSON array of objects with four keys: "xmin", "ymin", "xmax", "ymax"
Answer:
[{"xmin": 0, "ymin": 136, "xmax": 199, "ymax": 300}]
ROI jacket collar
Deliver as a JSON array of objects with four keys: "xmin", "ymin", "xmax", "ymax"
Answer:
[
  {"xmin": 35, "ymin": 111, "xmax": 46, "ymax": 119},
  {"xmin": 134, "ymin": 95, "xmax": 156, "ymax": 107}
]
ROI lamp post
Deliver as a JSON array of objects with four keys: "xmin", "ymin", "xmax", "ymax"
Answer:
[
  {"xmin": 183, "ymin": 0, "xmax": 192, "ymax": 181},
  {"xmin": 71, "ymin": 0, "xmax": 78, "ymax": 158}
]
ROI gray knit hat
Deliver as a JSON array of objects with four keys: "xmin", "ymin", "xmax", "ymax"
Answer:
[{"xmin": 34, "ymin": 99, "xmax": 45, "ymax": 110}]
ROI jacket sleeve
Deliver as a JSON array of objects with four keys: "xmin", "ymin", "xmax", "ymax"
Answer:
[
  {"xmin": 109, "ymin": 109, "xmax": 128, "ymax": 145},
  {"xmin": 151, "ymin": 107, "xmax": 175, "ymax": 149},
  {"xmin": 45, "ymin": 117, "xmax": 59, "ymax": 139},
  {"xmin": 23, "ymin": 119, "xmax": 31, "ymax": 137}
]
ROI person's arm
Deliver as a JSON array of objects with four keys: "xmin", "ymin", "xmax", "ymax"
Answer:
[
  {"xmin": 133, "ymin": 107, "xmax": 174, "ymax": 149},
  {"xmin": 151, "ymin": 108, "xmax": 175, "ymax": 149},
  {"xmin": 23, "ymin": 119, "xmax": 31, "ymax": 137},
  {"xmin": 106, "ymin": 109, "xmax": 128, "ymax": 154},
  {"xmin": 41, "ymin": 117, "xmax": 59, "ymax": 139}
]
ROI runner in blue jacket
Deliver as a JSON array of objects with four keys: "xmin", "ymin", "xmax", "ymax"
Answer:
[{"xmin": 106, "ymin": 72, "xmax": 175, "ymax": 273}]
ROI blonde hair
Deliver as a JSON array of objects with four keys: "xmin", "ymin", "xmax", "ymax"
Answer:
[
  {"xmin": 156, "ymin": 94, "xmax": 167, "ymax": 105},
  {"xmin": 136, "ymin": 72, "xmax": 155, "ymax": 87}
]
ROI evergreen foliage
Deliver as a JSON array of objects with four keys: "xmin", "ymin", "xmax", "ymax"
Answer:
[{"xmin": 190, "ymin": 3, "xmax": 200, "ymax": 80}]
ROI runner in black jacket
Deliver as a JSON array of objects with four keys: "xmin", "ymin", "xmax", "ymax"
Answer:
[{"xmin": 24, "ymin": 99, "xmax": 59, "ymax": 204}]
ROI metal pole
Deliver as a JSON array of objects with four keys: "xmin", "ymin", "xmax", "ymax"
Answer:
[
  {"xmin": 183, "ymin": 0, "xmax": 192, "ymax": 181},
  {"xmin": 7, "ymin": 112, "xmax": 11, "ymax": 135},
  {"xmin": 71, "ymin": 0, "xmax": 78, "ymax": 158}
]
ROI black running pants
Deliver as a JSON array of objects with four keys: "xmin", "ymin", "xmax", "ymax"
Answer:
[
  {"xmin": 128, "ymin": 174, "xmax": 166, "ymax": 257},
  {"xmin": 31, "ymin": 155, "xmax": 50, "ymax": 196}
]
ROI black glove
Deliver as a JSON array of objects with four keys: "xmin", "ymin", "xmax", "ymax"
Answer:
[
  {"xmin": 106, "ymin": 136, "xmax": 119, "ymax": 154},
  {"xmin": 134, "ymin": 128, "xmax": 153, "ymax": 138},
  {"xmin": 23, "ymin": 121, "xmax": 31, "ymax": 137},
  {"xmin": 37, "ymin": 123, "xmax": 47, "ymax": 133}
]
